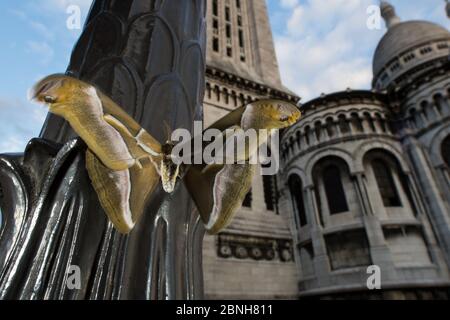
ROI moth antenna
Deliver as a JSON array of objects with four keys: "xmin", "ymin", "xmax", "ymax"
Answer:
[{"xmin": 163, "ymin": 120, "xmax": 173, "ymax": 143}]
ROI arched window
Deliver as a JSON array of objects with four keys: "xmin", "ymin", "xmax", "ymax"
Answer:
[
  {"xmin": 351, "ymin": 113, "xmax": 363, "ymax": 133},
  {"xmin": 409, "ymin": 108, "xmax": 418, "ymax": 129},
  {"xmin": 304, "ymin": 126, "xmax": 311, "ymax": 145},
  {"xmin": 262, "ymin": 153, "xmax": 278, "ymax": 213},
  {"xmin": 263, "ymin": 175, "xmax": 276, "ymax": 212},
  {"xmin": 338, "ymin": 115, "xmax": 350, "ymax": 134},
  {"xmin": 288, "ymin": 175, "xmax": 307, "ymax": 227},
  {"xmin": 213, "ymin": 37, "xmax": 219, "ymax": 52},
  {"xmin": 239, "ymin": 94, "xmax": 245, "ymax": 105},
  {"xmin": 314, "ymin": 121, "xmax": 322, "ymax": 141},
  {"xmin": 243, "ymin": 189, "xmax": 252, "ymax": 208},
  {"xmin": 323, "ymin": 165, "xmax": 349, "ymax": 214},
  {"xmin": 205, "ymin": 83, "xmax": 211, "ymax": 100},
  {"xmin": 375, "ymin": 114, "xmax": 387, "ymax": 132},
  {"xmin": 231, "ymin": 91, "xmax": 237, "ymax": 106},
  {"xmin": 212, "ymin": 0, "xmax": 218, "ymax": 16},
  {"xmin": 214, "ymin": 86, "xmax": 220, "ymax": 101},
  {"xmin": 364, "ymin": 112, "xmax": 376, "ymax": 132},
  {"xmin": 223, "ymin": 89, "xmax": 229, "ymax": 104},
  {"xmin": 325, "ymin": 117, "xmax": 335, "ymax": 138},
  {"xmin": 295, "ymin": 131, "xmax": 302, "ymax": 149},
  {"xmin": 420, "ymin": 101, "xmax": 430, "ymax": 121},
  {"xmin": 442, "ymin": 136, "xmax": 450, "ymax": 168},
  {"xmin": 372, "ymin": 159, "xmax": 402, "ymax": 207},
  {"xmin": 433, "ymin": 94, "xmax": 443, "ymax": 116}
]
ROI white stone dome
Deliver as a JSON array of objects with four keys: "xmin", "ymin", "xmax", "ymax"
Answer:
[
  {"xmin": 372, "ymin": 2, "xmax": 450, "ymax": 90},
  {"xmin": 373, "ymin": 20, "xmax": 450, "ymax": 77}
]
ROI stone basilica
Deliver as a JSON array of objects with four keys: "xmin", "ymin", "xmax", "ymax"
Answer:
[
  {"xmin": 202, "ymin": 0, "xmax": 450, "ymax": 299},
  {"xmin": 280, "ymin": 2, "xmax": 450, "ymax": 298}
]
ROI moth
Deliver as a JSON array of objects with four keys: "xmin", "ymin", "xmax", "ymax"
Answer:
[
  {"xmin": 31, "ymin": 74, "xmax": 301, "ymax": 235},
  {"xmin": 31, "ymin": 74, "xmax": 180, "ymax": 234}
]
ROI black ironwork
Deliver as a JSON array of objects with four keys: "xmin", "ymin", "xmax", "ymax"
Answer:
[{"xmin": 0, "ymin": 0, "xmax": 207, "ymax": 300}]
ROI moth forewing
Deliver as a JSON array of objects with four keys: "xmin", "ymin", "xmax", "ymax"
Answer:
[
  {"xmin": 205, "ymin": 163, "xmax": 255, "ymax": 234},
  {"xmin": 86, "ymin": 150, "xmax": 134, "ymax": 234}
]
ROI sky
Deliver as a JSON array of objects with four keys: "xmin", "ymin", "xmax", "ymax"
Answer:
[{"xmin": 0, "ymin": 0, "xmax": 448, "ymax": 154}]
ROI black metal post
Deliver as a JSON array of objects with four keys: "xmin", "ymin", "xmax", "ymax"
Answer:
[{"xmin": 0, "ymin": 0, "xmax": 207, "ymax": 300}]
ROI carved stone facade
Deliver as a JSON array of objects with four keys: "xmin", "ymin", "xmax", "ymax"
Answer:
[
  {"xmin": 280, "ymin": 3, "xmax": 450, "ymax": 299},
  {"xmin": 201, "ymin": 0, "xmax": 300, "ymax": 299}
]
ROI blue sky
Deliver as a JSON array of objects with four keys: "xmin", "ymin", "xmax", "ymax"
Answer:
[
  {"xmin": 268, "ymin": 0, "xmax": 449, "ymax": 100},
  {"xmin": 0, "ymin": 0, "xmax": 448, "ymax": 153}
]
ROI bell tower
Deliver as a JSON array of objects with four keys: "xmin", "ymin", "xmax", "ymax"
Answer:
[
  {"xmin": 206, "ymin": 0, "xmax": 284, "ymax": 89},
  {"xmin": 203, "ymin": 0, "xmax": 298, "ymax": 126}
]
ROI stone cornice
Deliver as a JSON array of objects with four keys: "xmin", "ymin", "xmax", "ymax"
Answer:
[
  {"xmin": 300, "ymin": 90, "xmax": 388, "ymax": 113},
  {"xmin": 386, "ymin": 58, "xmax": 450, "ymax": 101},
  {"xmin": 206, "ymin": 65, "xmax": 300, "ymax": 103}
]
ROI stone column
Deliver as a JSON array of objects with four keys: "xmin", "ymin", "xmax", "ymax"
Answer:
[
  {"xmin": 353, "ymin": 173, "xmax": 397, "ymax": 281},
  {"xmin": 361, "ymin": 116, "xmax": 372, "ymax": 133},
  {"xmin": 405, "ymin": 167, "xmax": 450, "ymax": 272},
  {"xmin": 404, "ymin": 137, "xmax": 450, "ymax": 266},
  {"xmin": 309, "ymin": 129, "xmax": 318, "ymax": 146},
  {"xmin": 277, "ymin": 185, "xmax": 303, "ymax": 275},
  {"xmin": 348, "ymin": 119, "xmax": 357, "ymax": 135},
  {"xmin": 336, "ymin": 122, "xmax": 344, "ymax": 138},
  {"xmin": 304, "ymin": 185, "xmax": 330, "ymax": 284},
  {"xmin": 441, "ymin": 166, "xmax": 450, "ymax": 193},
  {"xmin": 0, "ymin": 0, "xmax": 207, "ymax": 300},
  {"xmin": 419, "ymin": 111, "xmax": 429, "ymax": 128},
  {"xmin": 373, "ymin": 118, "xmax": 384, "ymax": 134},
  {"xmin": 301, "ymin": 133, "xmax": 309, "ymax": 150},
  {"xmin": 323, "ymin": 125, "xmax": 331, "ymax": 141}
]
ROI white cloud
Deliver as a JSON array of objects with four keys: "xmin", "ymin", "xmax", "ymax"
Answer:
[
  {"xmin": 0, "ymin": 135, "xmax": 28, "ymax": 153},
  {"xmin": 30, "ymin": 21, "xmax": 54, "ymax": 40},
  {"xmin": 274, "ymin": 0, "xmax": 381, "ymax": 100},
  {"xmin": 0, "ymin": 97, "xmax": 47, "ymax": 153},
  {"xmin": 27, "ymin": 41, "xmax": 55, "ymax": 65},
  {"xmin": 9, "ymin": 9, "xmax": 54, "ymax": 41},
  {"xmin": 287, "ymin": 6, "xmax": 305, "ymax": 34},
  {"xmin": 43, "ymin": 0, "xmax": 93, "ymax": 13},
  {"xmin": 9, "ymin": 9, "xmax": 27, "ymax": 20},
  {"xmin": 272, "ymin": 0, "xmax": 450, "ymax": 101},
  {"xmin": 0, "ymin": 2, "xmax": 93, "ymax": 154},
  {"xmin": 280, "ymin": 0, "xmax": 299, "ymax": 9}
]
